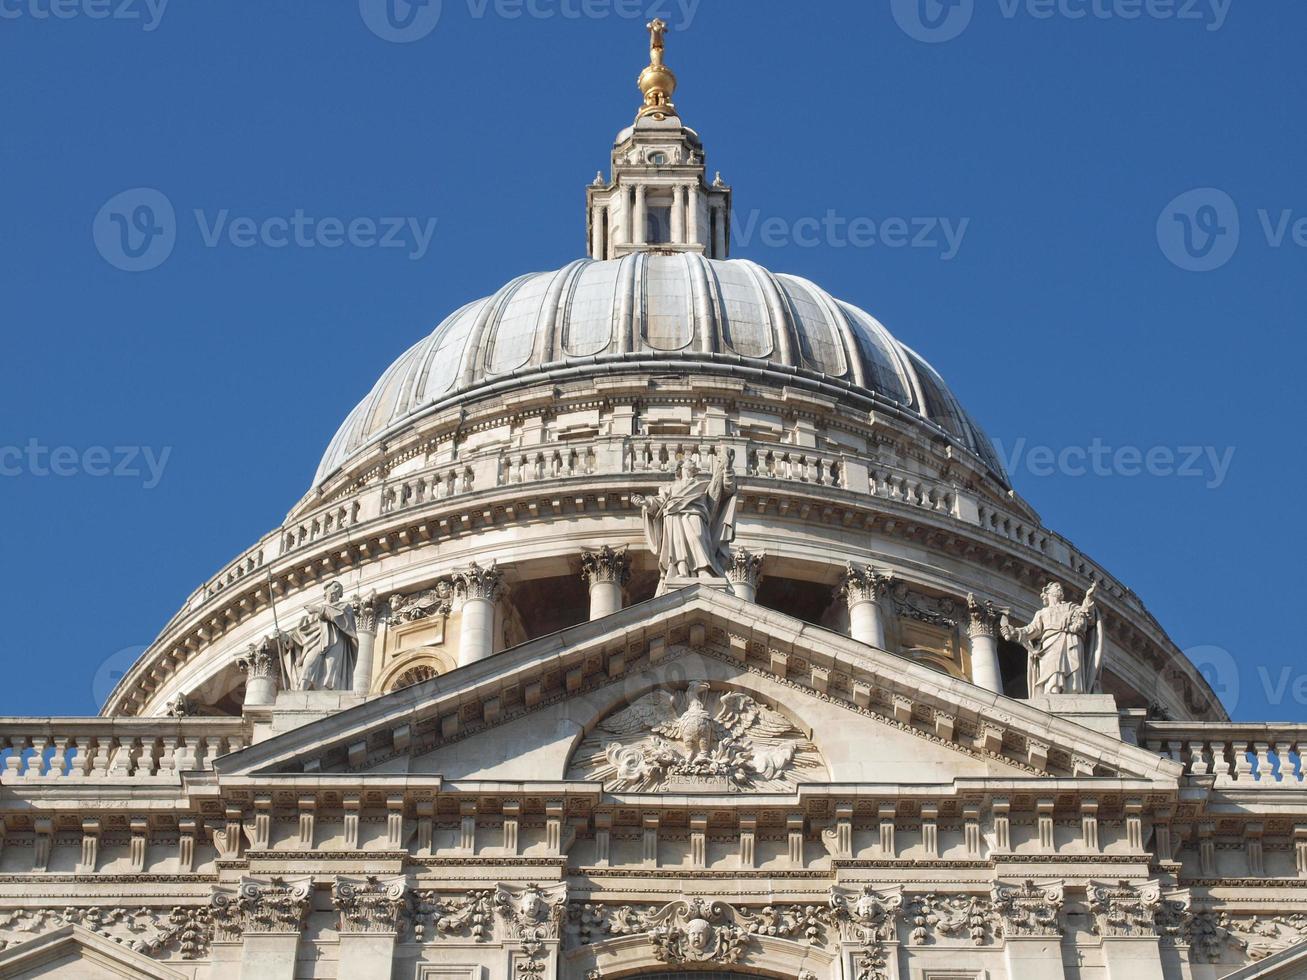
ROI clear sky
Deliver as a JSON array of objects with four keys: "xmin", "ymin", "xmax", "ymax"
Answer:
[{"xmin": 1, "ymin": 0, "xmax": 1302, "ymax": 720}]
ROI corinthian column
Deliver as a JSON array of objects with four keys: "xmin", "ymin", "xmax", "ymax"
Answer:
[
  {"xmin": 840, "ymin": 563, "xmax": 893, "ymax": 649},
  {"xmin": 351, "ymin": 593, "xmax": 379, "ymax": 694},
  {"xmin": 453, "ymin": 562, "xmax": 505, "ymax": 667},
  {"xmin": 725, "ymin": 549, "xmax": 764, "ymax": 603},
  {"xmin": 967, "ymin": 593, "xmax": 1004, "ymax": 695},
  {"xmin": 237, "ymin": 635, "xmax": 283, "ymax": 708},
  {"xmin": 581, "ymin": 546, "xmax": 630, "ymax": 620}
]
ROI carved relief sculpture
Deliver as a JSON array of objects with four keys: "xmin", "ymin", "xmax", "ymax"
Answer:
[{"xmin": 567, "ymin": 681, "xmax": 823, "ymax": 792}]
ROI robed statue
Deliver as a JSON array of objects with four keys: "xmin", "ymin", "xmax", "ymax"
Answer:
[
  {"xmin": 281, "ymin": 580, "xmax": 358, "ymax": 692},
  {"xmin": 1001, "ymin": 581, "xmax": 1104, "ymax": 696},
  {"xmin": 632, "ymin": 452, "xmax": 736, "ymax": 592}
]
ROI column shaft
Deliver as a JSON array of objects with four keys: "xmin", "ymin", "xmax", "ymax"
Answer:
[
  {"xmin": 457, "ymin": 596, "xmax": 496, "ymax": 667},
  {"xmin": 353, "ymin": 627, "xmax": 377, "ymax": 693},
  {"xmin": 848, "ymin": 598, "xmax": 886, "ymax": 648}
]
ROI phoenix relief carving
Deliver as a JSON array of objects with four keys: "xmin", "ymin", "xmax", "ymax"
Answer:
[{"xmin": 567, "ymin": 681, "xmax": 824, "ymax": 792}]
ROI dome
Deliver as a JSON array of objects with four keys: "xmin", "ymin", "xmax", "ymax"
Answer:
[{"xmin": 314, "ymin": 254, "xmax": 1007, "ymax": 487}]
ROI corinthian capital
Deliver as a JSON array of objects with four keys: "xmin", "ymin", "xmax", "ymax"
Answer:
[
  {"xmin": 236, "ymin": 632, "xmax": 287, "ymax": 681},
  {"xmin": 967, "ymin": 593, "xmax": 1001, "ymax": 638},
  {"xmin": 581, "ymin": 545, "xmax": 631, "ymax": 587},
  {"xmin": 725, "ymin": 549, "xmax": 765, "ymax": 589},
  {"xmin": 839, "ymin": 563, "xmax": 894, "ymax": 606},
  {"xmin": 453, "ymin": 561, "xmax": 505, "ymax": 603},
  {"xmin": 351, "ymin": 591, "xmax": 380, "ymax": 633},
  {"xmin": 333, "ymin": 875, "xmax": 410, "ymax": 935}
]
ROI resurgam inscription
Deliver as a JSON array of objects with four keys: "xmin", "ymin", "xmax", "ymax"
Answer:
[{"xmin": 567, "ymin": 681, "xmax": 823, "ymax": 792}]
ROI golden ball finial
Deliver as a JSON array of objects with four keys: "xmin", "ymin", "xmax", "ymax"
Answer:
[{"xmin": 637, "ymin": 18, "xmax": 677, "ymax": 120}]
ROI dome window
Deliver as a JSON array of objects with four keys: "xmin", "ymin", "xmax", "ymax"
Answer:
[{"xmin": 648, "ymin": 151, "xmax": 668, "ymax": 165}]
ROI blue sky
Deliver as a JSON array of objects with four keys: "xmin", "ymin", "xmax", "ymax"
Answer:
[{"xmin": 1, "ymin": 0, "xmax": 1302, "ymax": 720}]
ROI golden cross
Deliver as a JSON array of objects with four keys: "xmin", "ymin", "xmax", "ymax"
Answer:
[{"xmin": 647, "ymin": 18, "xmax": 667, "ymax": 67}]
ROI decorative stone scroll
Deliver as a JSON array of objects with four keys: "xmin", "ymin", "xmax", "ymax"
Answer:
[
  {"xmin": 566, "ymin": 681, "xmax": 824, "ymax": 792},
  {"xmin": 333, "ymin": 876, "xmax": 409, "ymax": 934},
  {"xmin": 991, "ymin": 880, "xmax": 1064, "ymax": 938},
  {"xmin": 1089, "ymin": 880, "xmax": 1161, "ymax": 938},
  {"xmin": 411, "ymin": 889, "xmax": 497, "ymax": 942},
  {"xmin": 829, "ymin": 885, "xmax": 903, "ymax": 980},
  {"xmin": 571, "ymin": 896, "xmax": 839, "ymax": 964},
  {"xmin": 212, "ymin": 876, "xmax": 311, "ymax": 937},
  {"xmin": 0, "ymin": 906, "xmax": 213, "ymax": 960},
  {"xmin": 389, "ymin": 582, "xmax": 455, "ymax": 622},
  {"xmin": 905, "ymin": 893, "xmax": 993, "ymax": 946}
]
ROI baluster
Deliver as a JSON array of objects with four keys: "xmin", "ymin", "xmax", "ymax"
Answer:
[
  {"xmin": 4, "ymin": 736, "xmax": 29, "ymax": 778},
  {"xmin": 25, "ymin": 733, "xmax": 50, "ymax": 779},
  {"xmin": 110, "ymin": 736, "xmax": 136, "ymax": 776},
  {"xmin": 73, "ymin": 736, "xmax": 94, "ymax": 778},
  {"xmin": 1187, "ymin": 740, "xmax": 1210, "ymax": 776},
  {"xmin": 44, "ymin": 737, "xmax": 70, "ymax": 779},
  {"xmin": 1209, "ymin": 740, "xmax": 1232, "ymax": 777},
  {"xmin": 1231, "ymin": 740, "xmax": 1253, "ymax": 780},
  {"xmin": 1254, "ymin": 741, "xmax": 1275, "ymax": 782}
]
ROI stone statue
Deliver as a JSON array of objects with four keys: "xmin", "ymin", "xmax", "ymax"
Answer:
[
  {"xmin": 1001, "ymin": 581, "xmax": 1104, "ymax": 696},
  {"xmin": 284, "ymin": 580, "xmax": 358, "ymax": 692},
  {"xmin": 632, "ymin": 452, "xmax": 736, "ymax": 591}
]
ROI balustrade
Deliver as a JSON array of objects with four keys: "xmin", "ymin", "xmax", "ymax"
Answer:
[
  {"xmin": 0, "ymin": 720, "xmax": 248, "ymax": 782},
  {"xmin": 1143, "ymin": 723, "xmax": 1307, "ymax": 785}
]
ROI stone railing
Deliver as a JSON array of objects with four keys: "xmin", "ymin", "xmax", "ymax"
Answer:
[
  {"xmin": 0, "ymin": 718, "xmax": 249, "ymax": 782},
  {"xmin": 1143, "ymin": 723, "xmax": 1307, "ymax": 785}
]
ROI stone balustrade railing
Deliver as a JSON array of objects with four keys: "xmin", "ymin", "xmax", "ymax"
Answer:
[
  {"xmin": 1143, "ymin": 723, "xmax": 1307, "ymax": 785},
  {"xmin": 0, "ymin": 718, "xmax": 249, "ymax": 782}
]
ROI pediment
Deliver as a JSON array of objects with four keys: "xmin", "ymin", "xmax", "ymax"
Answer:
[
  {"xmin": 213, "ymin": 585, "xmax": 1181, "ymax": 791},
  {"xmin": 0, "ymin": 924, "xmax": 187, "ymax": 980}
]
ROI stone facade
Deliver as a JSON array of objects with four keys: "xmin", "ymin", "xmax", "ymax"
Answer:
[{"xmin": 1, "ymin": 25, "xmax": 1300, "ymax": 980}]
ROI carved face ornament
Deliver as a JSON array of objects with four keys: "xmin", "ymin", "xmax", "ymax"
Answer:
[{"xmin": 686, "ymin": 917, "xmax": 714, "ymax": 954}]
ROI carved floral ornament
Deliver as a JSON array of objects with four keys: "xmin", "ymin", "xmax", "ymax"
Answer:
[
  {"xmin": 566, "ymin": 681, "xmax": 825, "ymax": 792},
  {"xmin": 5, "ymin": 884, "xmax": 1307, "ymax": 967}
]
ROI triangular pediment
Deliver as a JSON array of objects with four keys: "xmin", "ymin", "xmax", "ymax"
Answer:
[
  {"xmin": 0, "ymin": 924, "xmax": 187, "ymax": 980},
  {"xmin": 213, "ymin": 586, "xmax": 1181, "ymax": 792}
]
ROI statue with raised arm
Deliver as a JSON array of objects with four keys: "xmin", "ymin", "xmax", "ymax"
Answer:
[
  {"xmin": 633, "ymin": 452, "xmax": 736, "ymax": 592},
  {"xmin": 1001, "ymin": 581, "xmax": 1104, "ymax": 696},
  {"xmin": 286, "ymin": 580, "xmax": 358, "ymax": 692}
]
